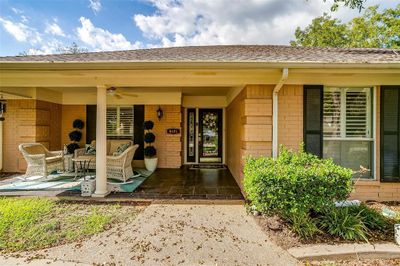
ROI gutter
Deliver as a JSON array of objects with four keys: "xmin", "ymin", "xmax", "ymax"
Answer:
[{"xmin": 272, "ymin": 68, "xmax": 289, "ymax": 158}]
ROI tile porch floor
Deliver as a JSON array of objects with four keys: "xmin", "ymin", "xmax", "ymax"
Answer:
[{"xmin": 128, "ymin": 166, "xmax": 244, "ymax": 200}]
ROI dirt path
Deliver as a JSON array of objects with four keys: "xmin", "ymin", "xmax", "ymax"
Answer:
[{"xmin": 21, "ymin": 204, "xmax": 297, "ymax": 266}]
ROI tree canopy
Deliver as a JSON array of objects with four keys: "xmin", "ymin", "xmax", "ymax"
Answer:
[
  {"xmin": 325, "ymin": 0, "xmax": 366, "ymax": 11},
  {"xmin": 291, "ymin": 4, "xmax": 400, "ymax": 48}
]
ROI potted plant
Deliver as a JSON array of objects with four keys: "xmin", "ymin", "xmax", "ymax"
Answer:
[
  {"xmin": 144, "ymin": 120, "xmax": 158, "ymax": 172},
  {"xmin": 66, "ymin": 119, "xmax": 84, "ymax": 154}
]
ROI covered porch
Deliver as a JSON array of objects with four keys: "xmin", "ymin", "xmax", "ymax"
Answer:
[{"xmin": 0, "ymin": 166, "xmax": 243, "ymax": 200}]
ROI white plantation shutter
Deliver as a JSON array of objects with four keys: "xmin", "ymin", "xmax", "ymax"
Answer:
[
  {"xmin": 323, "ymin": 88, "xmax": 371, "ymax": 139},
  {"xmin": 106, "ymin": 106, "xmax": 134, "ymax": 138},
  {"xmin": 322, "ymin": 87, "xmax": 373, "ymax": 179},
  {"xmin": 323, "ymin": 90, "xmax": 341, "ymax": 137},
  {"xmin": 346, "ymin": 90, "xmax": 369, "ymax": 138}
]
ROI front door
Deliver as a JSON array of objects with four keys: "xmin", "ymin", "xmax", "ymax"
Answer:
[{"xmin": 198, "ymin": 109, "xmax": 223, "ymax": 163}]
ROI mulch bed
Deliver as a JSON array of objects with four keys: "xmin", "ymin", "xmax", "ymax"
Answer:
[{"xmin": 254, "ymin": 202, "xmax": 398, "ymax": 250}]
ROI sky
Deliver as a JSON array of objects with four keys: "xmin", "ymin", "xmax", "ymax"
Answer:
[{"xmin": 0, "ymin": 0, "xmax": 396, "ymax": 56}]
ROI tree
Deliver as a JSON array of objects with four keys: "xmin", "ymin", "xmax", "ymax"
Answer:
[
  {"xmin": 57, "ymin": 42, "xmax": 88, "ymax": 54},
  {"xmin": 290, "ymin": 4, "xmax": 400, "ymax": 48},
  {"xmin": 325, "ymin": 0, "xmax": 367, "ymax": 12},
  {"xmin": 18, "ymin": 42, "xmax": 88, "ymax": 56}
]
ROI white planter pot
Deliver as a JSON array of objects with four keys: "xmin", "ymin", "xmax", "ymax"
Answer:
[
  {"xmin": 395, "ymin": 224, "xmax": 400, "ymax": 245},
  {"xmin": 144, "ymin": 157, "xmax": 158, "ymax": 172}
]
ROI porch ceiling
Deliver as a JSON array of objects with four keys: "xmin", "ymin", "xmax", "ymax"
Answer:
[{"xmin": 43, "ymin": 86, "xmax": 234, "ymax": 96}]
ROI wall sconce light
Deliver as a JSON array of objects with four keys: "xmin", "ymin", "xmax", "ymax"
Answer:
[
  {"xmin": 0, "ymin": 98, "xmax": 6, "ymax": 121},
  {"xmin": 156, "ymin": 106, "xmax": 163, "ymax": 121}
]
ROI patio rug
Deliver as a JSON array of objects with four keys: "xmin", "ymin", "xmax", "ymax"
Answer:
[{"xmin": 0, "ymin": 169, "xmax": 153, "ymax": 193}]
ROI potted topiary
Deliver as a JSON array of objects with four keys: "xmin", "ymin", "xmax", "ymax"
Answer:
[
  {"xmin": 65, "ymin": 119, "xmax": 84, "ymax": 155},
  {"xmin": 144, "ymin": 120, "xmax": 158, "ymax": 172}
]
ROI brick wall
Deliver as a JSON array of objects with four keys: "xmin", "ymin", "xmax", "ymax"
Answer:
[
  {"xmin": 278, "ymin": 85, "xmax": 303, "ymax": 151},
  {"xmin": 145, "ymin": 105, "xmax": 182, "ymax": 168},
  {"xmin": 2, "ymin": 99, "xmax": 61, "ymax": 172},
  {"xmin": 226, "ymin": 85, "xmax": 273, "ymax": 191},
  {"xmin": 61, "ymin": 105, "xmax": 87, "ymax": 147}
]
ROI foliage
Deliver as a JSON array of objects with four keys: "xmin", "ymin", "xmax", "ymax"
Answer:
[
  {"xmin": 323, "ymin": 0, "xmax": 366, "ymax": 12},
  {"xmin": 57, "ymin": 42, "xmax": 88, "ymax": 54},
  {"xmin": 72, "ymin": 119, "xmax": 84, "ymax": 130},
  {"xmin": 348, "ymin": 205, "xmax": 391, "ymax": 232},
  {"xmin": 18, "ymin": 42, "xmax": 88, "ymax": 56},
  {"xmin": 68, "ymin": 130, "xmax": 82, "ymax": 142},
  {"xmin": 144, "ymin": 146, "xmax": 157, "ymax": 157},
  {"xmin": 244, "ymin": 145, "xmax": 353, "ymax": 218},
  {"xmin": 143, "ymin": 120, "xmax": 156, "ymax": 158},
  {"xmin": 143, "ymin": 120, "xmax": 154, "ymax": 130},
  {"xmin": 286, "ymin": 213, "xmax": 321, "ymax": 239},
  {"xmin": 318, "ymin": 206, "xmax": 369, "ymax": 241},
  {"xmin": 144, "ymin": 132, "xmax": 156, "ymax": 144},
  {"xmin": 291, "ymin": 5, "xmax": 400, "ymax": 48},
  {"xmin": 0, "ymin": 198, "xmax": 138, "ymax": 252},
  {"xmin": 66, "ymin": 143, "xmax": 80, "ymax": 154}
]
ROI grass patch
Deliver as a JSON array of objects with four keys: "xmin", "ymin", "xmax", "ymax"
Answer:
[{"xmin": 0, "ymin": 197, "xmax": 141, "ymax": 252}]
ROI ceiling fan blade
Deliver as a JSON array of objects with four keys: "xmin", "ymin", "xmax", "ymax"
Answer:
[{"xmin": 120, "ymin": 92, "xmax": 138, "ymax": 97}]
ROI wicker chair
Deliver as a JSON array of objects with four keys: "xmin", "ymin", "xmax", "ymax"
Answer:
[
  {"xmin": 106, "ymin": 144, "xmax": 139, "ymax": 183},
  {"xmin": 19, "ymin": 143, "xmax": 64, "ymax": 179}
]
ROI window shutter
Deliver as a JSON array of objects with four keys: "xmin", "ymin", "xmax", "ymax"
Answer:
[
  {"xmin": 106, "ymin": 106, "xmax": 134, "ymax": 138},
  {"xmin": 304, "ymin": 85, "xmax": 323, "ymax": 157},
  {"xmin": 134, "ymin": 105, "xmax": 144, "ymax": 160},
  {"xmin": 86, "ymin": 105, "xmax": 97, "ymax": 143},
  {"xmin": 323, "ymin": 90, "xmax": 341, "ymax": 137},
  {"xmin": 381, "ymin": 86, "xmax": 400, "ymax": 182},
  {"xmin": 346, "ymin": 90, "xmax": 369, "ymax": 138}
]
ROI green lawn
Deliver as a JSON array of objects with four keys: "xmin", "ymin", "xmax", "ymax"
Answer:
[{"xmin": 0, "ymin": 197, "xmax": 141, "ymax": 252}]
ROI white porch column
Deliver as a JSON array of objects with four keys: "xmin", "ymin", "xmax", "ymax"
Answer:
[{"xmin": 93, "ymin": 85, "xmax": 109, "ymax": 197}]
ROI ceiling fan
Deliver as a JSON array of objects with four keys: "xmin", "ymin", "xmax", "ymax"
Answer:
[{"xmin": 105, "ymin": 87, "xmax": 138, "ymax": 99}]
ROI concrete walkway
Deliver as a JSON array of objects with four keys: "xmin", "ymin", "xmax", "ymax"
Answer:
[{"xmin": 16, "ymin": 204, "xmax": 297, "ymax": 266}]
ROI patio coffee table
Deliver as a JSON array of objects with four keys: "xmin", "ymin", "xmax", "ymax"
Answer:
[{"xmin": 72, "ymin": 157, "xmax": 93, "ymax": 180}]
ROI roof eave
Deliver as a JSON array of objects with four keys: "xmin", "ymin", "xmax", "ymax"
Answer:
[{"xmin": 0, "ymin": 61, "xmax": 399, "ymax": 70}]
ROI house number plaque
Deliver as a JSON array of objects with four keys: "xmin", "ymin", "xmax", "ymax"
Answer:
[{"xmin": 167, "ymin": 128, "xmax": 180, "ymax": 134}]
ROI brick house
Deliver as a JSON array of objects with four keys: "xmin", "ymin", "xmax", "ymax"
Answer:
[{"xmin": 0, "ymin": 45, "xmax": 399, "ymax": 201}]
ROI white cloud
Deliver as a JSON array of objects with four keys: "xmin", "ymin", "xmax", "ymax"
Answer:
[
  {"xmin": 45, "ymin": 21, "xmax": 66, "ymax": 37},
  {"xmin": 0, "ymin": 17, "xmax": 41, "ymax": 44},
  {"xmin": 77, "ymin": 17, "xmax": 141, "ymax": 51},
  {"xmin": 25, "ymin": 40, "xmax": 64, "ymax": 55},
  {"xmin": 11, "ymin": 7, "xmax": 23, "ymax": 15},
  {"xmin": 88, "ymin": 0, "xmax": 102, "ymax": 14},
  {"xmin": 133, "ymin": 0, "xmax": 396, "ymax": 47}
]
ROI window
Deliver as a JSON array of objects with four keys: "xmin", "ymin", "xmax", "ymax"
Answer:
[
  {"xmin": 106, "ymin": 106, "xmax": 133, "ymax": 139},
  {"xmin": 323, "ymin": 87, "xmax": 373, "ymax": 179}
]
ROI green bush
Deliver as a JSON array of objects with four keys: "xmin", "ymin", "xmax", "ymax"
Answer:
[
  {"xmin": 318, "ymin": 206, "xmax": 369, "ymax": 241},
  {"xmin": 286, "ymin": 212, "xmax": 321, "ymax": 239},
  {"xmin": 244, "ymin": 145, "xmax": 353, "ymax": 218},
  {"xmin": 349, "ymin": 204, "xmax": 390, "ymax": 232}
]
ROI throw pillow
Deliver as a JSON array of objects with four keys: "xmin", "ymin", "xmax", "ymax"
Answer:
[
  {"xmin": 113, "ymin": 143, "xmax": 130, "ymax": 156},
  {"xmin": 85, "ymin": 144, "xmax": 96, "ymax": 155}
]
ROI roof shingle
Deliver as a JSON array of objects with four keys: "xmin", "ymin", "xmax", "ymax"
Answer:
[{"xmin": 0, "ymin": 45, "xmax": 399, "ymax": 64}]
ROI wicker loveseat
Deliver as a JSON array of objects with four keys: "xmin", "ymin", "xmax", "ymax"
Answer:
[
  {"xmin": 19, "ymin": 143, "xmax": 64, "ymax": 179},
  {"xmin": 74, "ymin": 140, "xmax": 138, "ymax": 182}
]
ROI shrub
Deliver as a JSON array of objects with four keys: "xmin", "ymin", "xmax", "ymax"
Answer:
[
  {"xmin": 72, "ymin": 119, "xmax": 84, "ymax": 130},
  {"xmin": 66, "ymin": 143, "xmax": 80, "ymax": 154},
  {"xmin": 144, "ymin": 146, "xmax": 157, "ymax": 157},
  {"xmin": 286, "ymin": 212, "xmax": 321, "ymax": 239},
  {"xmin": 318, "ymin": 207, "xmax": 368, "ymax": 241},
  {"xmin": 144, "ymin": 132, "xmax": 155, "ymax": 143},
  {"xmin": 143, "ymin": 120, "xmax": 154, "ymax": 130},
  {"xmin": 348, "ymin": 204, "xmax": 391, "ymax": 232},
  {"xmin": 243, "ymin": 145, "xmax": 353, "ymax": 218},
  {"xmin": 68, "ymin": 130, "xmax": 82, "ymax": 142}
]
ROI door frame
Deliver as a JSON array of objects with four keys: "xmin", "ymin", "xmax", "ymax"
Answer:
[{"xmin": 183, "ymin": 107, "xmax": 225, "ymax": 164}]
